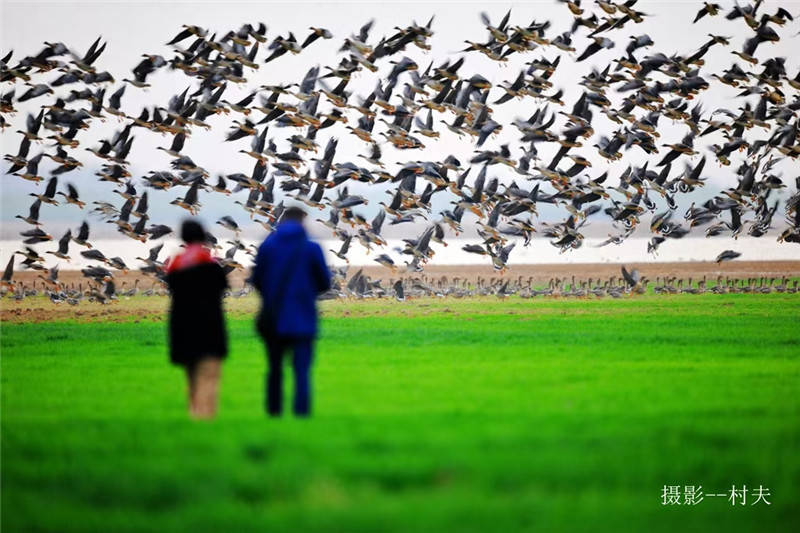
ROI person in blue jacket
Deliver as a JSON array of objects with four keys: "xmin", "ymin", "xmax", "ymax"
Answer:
[{"xmin": 252, "ymin": 206, "xmax": 331, "ymax": 416}]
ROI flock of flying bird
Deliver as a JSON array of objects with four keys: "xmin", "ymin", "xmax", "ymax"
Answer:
[{"xmin": 1, "ymin": 0, "xmax": 799, "ymax": 304}]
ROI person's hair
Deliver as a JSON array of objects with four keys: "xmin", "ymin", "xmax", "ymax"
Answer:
[
  {"xmin": 282, "ymin": 206, "xmax": 307, "ymax": 222},
  {"xmin": 181, "ymin": 220, "xmax": 206, "ymax": 244}
]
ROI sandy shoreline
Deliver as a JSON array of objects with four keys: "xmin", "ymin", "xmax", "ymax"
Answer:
[
  {"xmin": 6, "ymin": 260, "xmax": 800, "ymax": 288},
  {"xmin": 3, "ymin": 260, "xmax": 799, "ymax": 323}
]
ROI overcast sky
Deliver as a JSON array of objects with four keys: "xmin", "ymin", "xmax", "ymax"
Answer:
[{"xmin": 1, "ymin": 1, "xmax": 799, "ymax": 265}]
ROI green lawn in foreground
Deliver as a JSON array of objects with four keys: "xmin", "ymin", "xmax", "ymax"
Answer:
[{"xmin": 2, "ymin": 294, "xmax": 799, "ymax": 532}]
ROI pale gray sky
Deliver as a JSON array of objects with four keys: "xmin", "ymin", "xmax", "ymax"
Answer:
[{"xmin": 1, "ymin": 1, "xmax": 799, "ymax": 266}]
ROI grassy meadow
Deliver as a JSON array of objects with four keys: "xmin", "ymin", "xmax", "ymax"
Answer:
[{"xmin": 2, "ymin": 294, "xmax": 799, "ymax": 532}]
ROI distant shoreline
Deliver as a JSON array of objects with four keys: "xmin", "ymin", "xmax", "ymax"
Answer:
[
  {"xmin": 8, "ymin": 260, "xmax": 800, "ymax": 287},
  {"xmin": 3, "ymin": 236, "xmax": 799, "ymax": 273}
]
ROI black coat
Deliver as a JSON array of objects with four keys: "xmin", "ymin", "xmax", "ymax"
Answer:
[{"xmin": 165, "ymin": 262, "xmax": 229, "ymax": 366}]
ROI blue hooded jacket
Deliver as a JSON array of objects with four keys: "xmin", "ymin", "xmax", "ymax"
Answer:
[{"xmin": 252, "ymin": 221, "xmax": 331, "ymax": 337}]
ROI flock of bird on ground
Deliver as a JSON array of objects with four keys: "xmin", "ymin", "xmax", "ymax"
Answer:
[
  {"xmin": 1, "ymin": 0, "xmax": 799, "ymax": 304},
  {"xmin": 3, "ymin": 263, "xmax": 798, "ymax": 303}
]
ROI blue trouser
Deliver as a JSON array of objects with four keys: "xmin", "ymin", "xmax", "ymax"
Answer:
[{"xmin": 266, "ymin": 336, "xmax": 313, "ymax": 416}]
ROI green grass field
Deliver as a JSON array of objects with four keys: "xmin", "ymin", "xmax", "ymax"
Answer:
[{"xmin": 2, "ymin": 294, "xmax": 799, "ymax": 532}]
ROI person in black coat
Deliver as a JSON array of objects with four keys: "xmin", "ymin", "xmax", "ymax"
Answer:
[{"xmin": 164, "ymin": 220, "xmax": 229, "ymax": 418}]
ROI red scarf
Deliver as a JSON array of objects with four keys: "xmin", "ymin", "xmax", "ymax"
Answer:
[{"xmin": 165, "ymin": 244, "xmax": 217, "ymax": 274}]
